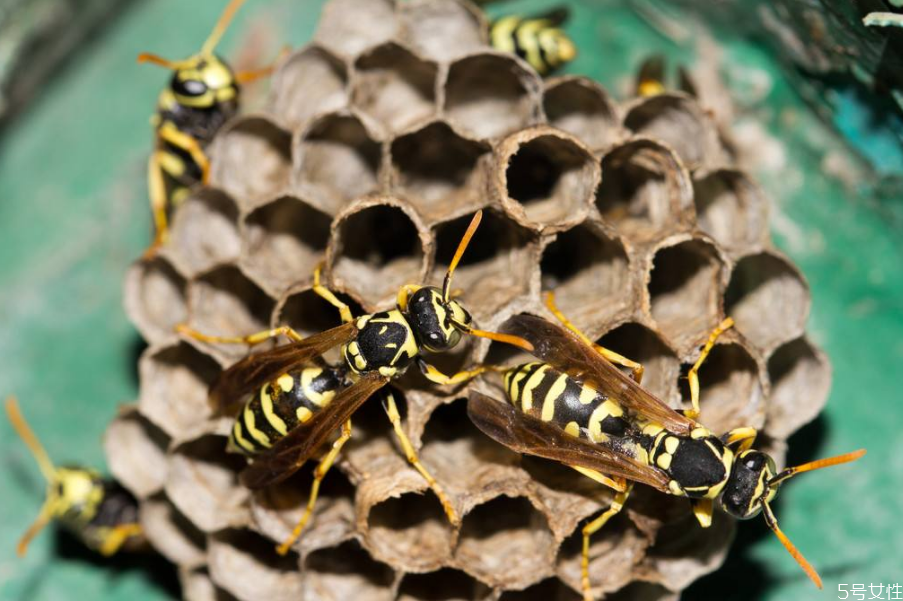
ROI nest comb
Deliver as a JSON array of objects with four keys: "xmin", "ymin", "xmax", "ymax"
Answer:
[{"xmin": 106, "ymin": 1, "xmax": 832, "ymax": 599}]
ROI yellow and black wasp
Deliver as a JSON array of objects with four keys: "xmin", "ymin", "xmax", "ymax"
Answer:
[
  {"xmin": 139, "ymin": 0, "xmax": 278, "ymax": 256},
  {"xmin": 5, "ymin": 397, "xmax": 144, "ymax": 557},
  {"xmin": 634, "ymin": 54, "xmax": 698, "ymax": 98},
  {"xmin": 177, "ymin": 210, "xmax": 534, "ymax": 555},
  {"xmin": 489, "ymin": 7, "xmax": 576, "ymax": 76},
  {"xmin": 467, "ymin": 293, "xmax": 865, "ymax": 599}
]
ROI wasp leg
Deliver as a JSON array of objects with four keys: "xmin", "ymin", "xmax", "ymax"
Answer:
[
  {"xmin": 722, "ymin": 426, "xmax": 757, "ymax": 452},
  {"xmin": 544, "ymin": 291, "xmax": 645, "ymax": 383},
  {"xmin": 418, "ymin": 360, "xmax": 504, "ymax": 386},
  {"xmin": 176, "ymin": 324, "xmax": 304, "ymax": 345},
  {"xmin": 98, "ymin": 523, "xmax": 143, "ymax": 557},
  {"xmin": 691, "ymin": 498, "xmax": 714, "ymax": 528},
  {"xmin": 396, "ymin": 284, "xmax": 421, "ymax": 311},
  {"xmin": 382, "ymin": 390, "xmax": 458, "ymax": 525},
  {"xmin": 276, "ymin": 419, "xmax": 353, "ymax": 556},
  {"xmin": 580, "ymin": 482, "xmax": 633, "ymax": 601},
  {"xmin": 144, "ymin": 152, "xmax": 170, "ymax": 258},
  {"xmin": 312, "ymin": 263, "xmax": 354, "ymax": 324},
  {"xmin": 569, "ymin": 465, "xmax": 627, "ymax": 492},
  {"xmin": 157, "ymin": 122, "xmax": 211, "ymax": 185},
  {"xmin": 685, "ymin": 317, "xmax": 734, "ymax": 420}
]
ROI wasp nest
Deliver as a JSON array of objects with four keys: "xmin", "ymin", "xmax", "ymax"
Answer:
[{"xmin": 107, "ymin": 0, "xmax": 830, "ymax": 599}]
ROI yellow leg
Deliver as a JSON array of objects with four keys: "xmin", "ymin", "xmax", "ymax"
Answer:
[
  {"xmin": 396, "ymin": 284, "xmax": 421, "ymax": 311},
  {"xmin": 581, "ymin": 483, "xmax": 632, "ymax": 601},
  {"xmin": 98, "ymin": 523, "xmax": 143, "ymax": 557},
  {"xmin": 418, "ymin": 360, "xmax": 504, "ymax": 386},
  {"xmin": 157, "ymin": 122, "xmax": 210, "ymax": 184},
  {"xmin": 176, "ymin": 324, "xmax": 304, "ymax": 345},
  {"xmin": 691, "ymin": 498, "xmax": 714, "ymax": 528},
  {"xmin": 276, "ymin": 419, "xmax": 352, "ymax": 556},
  {"xmin": 144, "ymin": 152, "xmax": 170, "ymax": 258},
  {"xmin": 544, "ymin": 291, "xmax": 645, "ymax": 384},
  {"xmin": 313, "ymin": 263, "xmax": 353, "ymax": 324},
  {"xmin": 685, "ymin": 317, "xmax": 734, "ymax": 420},
  {"xmin": 383, "ymin": 391, "xmax": 458, "ymax": 525},
  {"xmin": 723, "ymin": 426, "xmax": 757, "ymax": 452}
]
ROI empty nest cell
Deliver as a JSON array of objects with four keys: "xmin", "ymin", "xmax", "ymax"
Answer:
[
  {"xmin": 543, "ymin": 77, "xmax": 620, "ymax": 152},
  {"xmin": 540, "ymin": 220, "xmax": 630, "ymax": 330},
  {"xmin": 398, "ymin": 568, "xmax": 491, "ymax": 601},
  {"xmin": 498, "ymin": 578, "xmax": 580, "ymax": 601},
  {"xmin": 724, "ymin": 251, "xmax": 810, "ymax": 353},
  {"xmin": 271, "ymin": 46, "xmax": 348, "ymax": 131},
  {"xmin": 208, "ymin": 529, "xmax": 304, "ymax": 601},
  {"xmin": 104, "ymin": 408, "xmax": 170, "ymax": 499},
  {"xmin": 605, "ymin": 582, "xmax": 679, "ymax": 601},
  {"xmin": 389, "ymin": 120, "xmax": 489, "ymax": 224},
  {"xmin": 166, "ymin": 436, "xmax": 249, "ymax": 533},
  {"xmin": 352, "ymin": 43, "xmax": 438, "ymax": 134},
  {"xmin": 643, "ymin": 511, "xmax": 734, "ymax": 593},
  {"xmin": 327, "ymin": 199, "xmax": 428, "ymax": 310},
  {"xmin": 124, "ymin": 256, "xmax": 187, "ymax": 345},
  {"xmin": 766, "ymin": 336, "xmax": 831, "ymax": 439},
  {"xmin": 140, "ymin": 494, "xmax": 207, "ymax": 569},
  {"xmin": 597, "ymin": 323, "xmax": 681, "ymax": 406},
  {"xmin": 498, "ymin": 127, "xmax": 598, "ymax": 231},
  {"xmin": 596, "ymin": 140, "xmax": 693, "ymax": 242},
  {"xmin": 138, "ymin": 342, "xmax": 221, "ymax": 441},
  {"xmin": 210, "ymin": 116, "xmax": 291, "ymax": 209},
  {"xmin": 623, "ymin": 93, "xmax": 715, "ymax": 169},
  {"xmin": 647, "ymin": 237, "xmax": 725, "ymax": 351},
  {"xmin": 313, "ymin": 0, "xmax": 398, "ymax": 58},
  {"xmin": 293, "ymin": 112, "xmax": 382, "ymax": 216},
  {"xmin": 302, "ymin": 540, "xmax": 395, "ymax": 601},
  {"xmin": 166, "ymin": 189, "xmax": 241, "ymax": 278},
  {"xmin": 432, "ymin": 210, "xmax": 535, "ymax": 322},
  {"xmin": 399, "ymin": 0, "xmax": 488, "ymax": 63},
  {"xmin": 180, "ymin": 568, "xmax": 235, "ymax": 601},
  {"xmin": 273, "ymin": 285, "xmax": 364, "ymax": 365},
  {"xmin": 443, "ymin": 53, "xmax": 542, "ymax": 140},
  {"xmin": 241, "ymin": 196, "xmax": 332, "ymax": 296},
  {"xmin": 693, "ymin": 169, "xmax": 769, "ymax": 254}
]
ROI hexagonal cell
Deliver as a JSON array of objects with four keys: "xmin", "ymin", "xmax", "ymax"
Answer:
[
  {"xmin": 327, "ymin": 199, "xmax": 429, "ymax": 310},
  {"xmin": 166, "ymin": 435, "xmax": 249, "ymax": 533},
  {"xmin": 456, "ymin": 495, "xmax": 555, "ymax": 588},
  {"xmin": 352, "ymin": 43, "xmax": 438, "ymax": 133},
  {"xmin": 302, "ymin": 540, "xmax": 395, "ymax": 601},
  {"xmin": 141, "ymin": 494, "xmax": 207, "ymax": 569},
  {"xmin": 138, "ymin": 342, "xmax": 220, "ymax": 440},
  {"xmin": 364, "ymin": 489, "xmax": 455, "ymax": 571},
  {"xmin": 497, "ymin": 126, "xmax": 598, "ymax": 231},
  {"xmin": 124, "ymin": 256, "xmax": 187, "ymax": 345},
  {"xmin": 186, "ymin": 265, "xmax": 275, "ymax": 364},
  {"xmin": 271, "ymin": 46, "xmax": 348, "ymax": 131},
  {"xmin": 241, "ymin": 197, "xmax": 332, "ymax": 296},
  {"xmin": 209, "ymin": 116, "xmax": 291, "ymax": 210},
  {"xmin": 444, "ymin": 52, "xmax": 542, "ymax": 140},
  {"xmin": 693, "ymin": 169, "xmax": 769, "ymax": 254},
  {"xmin": 596, "ymin": 323, "xmax": 681, "ymax": 406},
  {"xmin": 543, "ymin": 76, "xmax": 620, "ymax": 151},
  {"xmin": 623, "ymin": 93, "xmax": 716, "ymax": 169},
  {"xmin": 643, "ymin": 511, "xmax": 734, "ymax": 593},
  {"xmin": 399, "ymin": 0, "xmax": 488, "ymax": 62},
  {"xmin": 167, "ymin": 189, "xmax": 241, "ymax": 277},
  {"xmin": 104, "ymin": 408, "xmax": 170, "ymax": 499},
  {"xmin": 208, "ymin": 529, "xmax": 304, "ymax": 601},
  {"xmin": 293, "ymin": 112, "xmax": 382, "ymax": 216},
  {"xmin": 724, "ymin": 251, "xmax": 810, "ymax": 353},
  {"xmin": 432, "ymin": 210, "xmax": 535, "ymax": 323},
  {"xmin": 389, "ymin": 120, "xmax": 490, "ymax": 224},
  {"xmin": 314, "ymin": 0, "xmax": 398, "ymax": 58},
  {"xmin": 540, "ymin": 221, "xmax": 630, "ymax": 330},
  {"xmin": 647, "ymin": 238, "xmax": 725, "ymax": 350},
  {"xmin": 397, "ymin": 568, "xmax": 492, "ymax": 601},
  {"xmin": 595, "ymin": 140, "xmax": 694, "ymax": 242},
  {"xmin": 766, "ymin": 337, "xmax": 831, "ymax": 440},
  {"xmin": 605, "ymin": 582, "xmax": 679, "ymax": 601},
  {"xmin": 498, "ymin": 578, "xmax": 580, "ymax": 601}
]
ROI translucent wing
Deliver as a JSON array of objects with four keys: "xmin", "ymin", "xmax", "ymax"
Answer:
[
  {"xmin": 501, "ymin": 314, "xmax": 694, "ymax": 435},
  {"xmin": 467, "ymin": 392, "xmax": 670, "ymax": 492},
  {"xmin": 240, "ymin": 373, "xmax": 388, "ymax": 489},
  {"xmin": 209, "ymin": 322, "xmax": 357, "ymax": 415}
]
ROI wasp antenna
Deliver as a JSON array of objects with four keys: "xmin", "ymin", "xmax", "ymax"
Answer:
[
  {"xmin": 5, "ymin": 396, "xmax": 56, "ymax": 482},
  {"xmin": 769, "ymin": 448, "xmax": 866, "ymax": 486},
  {"xmin": 16, "ymin": 507, "xmax": 54, "ymax": 557},
  {"xmin": 455, "ymin": 323, "xmax": 534, "ymax": 352},
  {"xmin": 443, "ymin": 210, "xmax": 483, "ymax": 301},
  {"xmin": 201, "ymin": 0, "xmax": 248, "ymax": 56},
  {"xmin": 762, "ymin": 502, "xmax": 822, "ymax": 588},
  {"xmin": 137, "ymin": 52, "xmax": 188, "ymax": 70}
]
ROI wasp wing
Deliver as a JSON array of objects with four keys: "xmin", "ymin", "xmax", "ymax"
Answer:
[
  {"xmin": 467, "ymin": 392, "xmax": 670, "ymax": 492},
  {"xmin": 501, "ymin": 314, "xmax": 694, "ymax": 435},
  {"xmin": 240, "ymin": 373, "xmax": 388, "ymax": 489},
  {"xmin": 209, "ymin": 322, "xmax": 358, "ymax": 416}
]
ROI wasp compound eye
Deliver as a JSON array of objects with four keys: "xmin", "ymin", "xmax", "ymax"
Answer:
[{"xmin": 172, "ymin": 75, "xmax": 208, "ymax": 97}]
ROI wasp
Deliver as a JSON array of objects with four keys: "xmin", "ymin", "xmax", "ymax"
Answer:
[
  {"xmin": 634, "ymin": 54, "xmax": 698, "ymax": 98},
  {"xmin": 489, "ymin": 7, "xmax": 576, "ymax": 76},
  {"xmin": 5, "ymin": 397, "xmax": 144, "ymax": 557},
  {"xmin": 177, "ymin": 210, "xmax": 534, "ymax": 555},
  {"xmin": 467, "ymin": 293, "xmax": 865, "ymax": 600},
  {"xmin": 139, "ymin": 0, "xmax": 278, "ymax": 256}
]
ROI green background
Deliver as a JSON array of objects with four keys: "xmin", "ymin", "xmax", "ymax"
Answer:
[{"xmin": 0, "ymin": 1, "xmax": 899, "ymax": 599}]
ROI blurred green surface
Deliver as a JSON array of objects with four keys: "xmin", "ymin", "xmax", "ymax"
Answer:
[{"xmin": 0, "ymin": 1, "xmax": 900, "ymax": 600}]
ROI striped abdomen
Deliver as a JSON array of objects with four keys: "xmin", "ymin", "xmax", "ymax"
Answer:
[
  {"xmin": 489, "ymin": 15, "xmax": 575, "ymax": 76},
  {"xmin": 230, "ymin": 366, "xmax": 345, "ymax": 456}
]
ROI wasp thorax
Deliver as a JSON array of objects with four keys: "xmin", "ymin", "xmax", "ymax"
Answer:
[
  {"xmin": 405, "ymin": 287, "xmax": 472, "ymax": 352},
  {"xmin": 721, "ymin": 450, "xmax": 777, "ymax": 519},
  {"xmin": 663, "ymin": 434, "xmax": 731, "ymax": 499}
]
